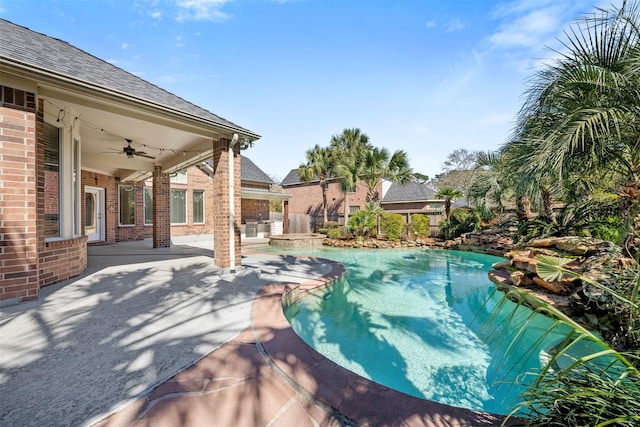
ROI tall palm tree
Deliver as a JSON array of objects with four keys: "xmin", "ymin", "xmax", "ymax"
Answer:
[
  {"xmin": 298, "ymin": 145, "xmax": 333, "ymax": 225},
  {"xmin": 330, "ymin": 128, "xmax": 371, "ymax": 224},
  {"xmin": 361, "ymin": 147, "xmax": 413, "ymax": 202},
  {"xmin": 510, "ymin": 0, "xmax": 640, "ymax": 256},
  {"xmin": 435, "ymin": 187, "xmax": 463, "ymax": 222}
]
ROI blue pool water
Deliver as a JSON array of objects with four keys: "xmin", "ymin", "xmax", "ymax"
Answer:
[{"xmin": 277, "ymin": 247, "xmax": 575, "ymax": 416}]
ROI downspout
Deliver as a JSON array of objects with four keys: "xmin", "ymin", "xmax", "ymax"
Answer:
[{"xmin": 229, "ymin": 133, "xmax": 239, "ymax": 273}]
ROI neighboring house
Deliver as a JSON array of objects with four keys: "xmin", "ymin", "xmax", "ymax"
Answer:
[
  {"xmin": 281, "ymin": 169, "xmax": 467, "ymax": 234},
  {"xmin": 281, "ymin": 169, "xmax": 377, "ymax": 224},
  {"xmin": 0, "ymin": 19, "xmax": 261, "ymax": 304},
  {"xmin": 380, "ymin": 181, "xmax": 446, "ymax": 229}
]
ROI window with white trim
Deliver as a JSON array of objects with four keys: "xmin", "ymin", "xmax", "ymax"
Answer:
[
  {"xmin": 170, "ymin": 170, "xmax": 187, "ymax": 184},
  {"xmin": 144, "ymin": 186, "xmax": 153, "ymax": 225},
  {"xmin": 119, "ymin": 185, "xmax": 136, "ymax": 226},
  {"xmin": 170, "ymin": 189, "xmax": 187, "ymax": 224},
  {"xmin": 193, "ymin": 190, "xmax": 204, "ymax": 224}
]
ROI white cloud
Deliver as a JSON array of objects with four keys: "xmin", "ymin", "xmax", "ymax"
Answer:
[
  {"xmin": 149, "ymin": 10, "xmax": 163, "ymax": 19},
  {"xmin": 175, "ymin": 0, "xmax": 231, "ymax": 22},
  {"xmin": 445, "ymin": 18, "xmax": 465, "ymax": 32},
  {"xmin": 121, "ymin": 42, "xmax": 131, "ymax": 49},
  {"xmin": 489, "ymin": 5, "xmax": 562, "ymax": 48},
  {"xmin": 425, "ymin": 20, "xmax": 436, "ymax": 29}
]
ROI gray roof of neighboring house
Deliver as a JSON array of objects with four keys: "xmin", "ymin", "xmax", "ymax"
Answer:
[
  {"xmin": 381, "ymin": 181, "xmax": 440, "ymax": 203},
  {"xmin": 281, "ymin": 169, "xmax": 305, "ymax": 186},
  {"xmin": 241, "ymin": 157, "xmax": 274, "ymax": 184},
  {"xmin": 281, "ymin": 169, "xmax": 337, "ymax": 186},
  {"xmin": 0, "ymin": 19, "xmax": 256, "ymax": 136},
  {"xmin": 202, "ymin": 157, "xmax": 274, "ymax": 184}
]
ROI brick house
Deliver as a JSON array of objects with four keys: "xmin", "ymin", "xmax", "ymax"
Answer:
[
  {"xmin": 282, "ymin": 168, "xmax": 457, "ymax": 234},
  {"xmin": 0, "ymin": 19, "xmax": 264, "ymax": 304},
  {"xmin": 281, "ymin": 169, "xmax": 376, "ymax": 224}
]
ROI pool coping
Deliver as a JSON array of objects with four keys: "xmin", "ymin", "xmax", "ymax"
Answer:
[{"xmin": 250, "ymin": 256, "xmax": 527, "ymax": 427}]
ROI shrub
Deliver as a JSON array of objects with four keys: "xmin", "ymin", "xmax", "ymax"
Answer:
[
  {"xmin": 380, "ymin": 213, "xmax": 404, "ymax": 241},
  {"xmin": 324, "ymin": 221, "xmax": 341, "ymax": 229},
  {"xmin": 410, "ymin": 214, "xmax": 430, "ymax": 238},
  {"xmin": 326, "ymin": 228, "xmax": 343, "ymax": 239},
  {"xmin": 348, "ymin": 210, "xmax": 376, "ymax": 237}
]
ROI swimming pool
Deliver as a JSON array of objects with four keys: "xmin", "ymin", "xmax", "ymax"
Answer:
[{"xmin": 277, "ymin": 247, "xmax": 573, "ymax": 416}]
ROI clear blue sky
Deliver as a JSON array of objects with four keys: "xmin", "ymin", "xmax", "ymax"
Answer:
[{"xmin": 1, "ymin": 0, "xmax": 614, "ymax": 181}]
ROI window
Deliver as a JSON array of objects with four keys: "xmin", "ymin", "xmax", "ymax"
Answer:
[
  {"xmin": 144, "ymin": 186, "xmax": 153, "ymax": 225},
  {"xmin": 170, "ymin": 170, "xmax": 187, "ymax": 184},
  {"xmin": 349, "ymin": 205, "xmax": 360, "ymax": 214},
  {"xmin": 44, "ymin": 122, "xmax": 61, "ymax": 238},
  {"xmin": 170, "ymin": 189, "xmax": 187, "ymax": 224},
  {"xmin": 119, "ymin": 185, "xmax": 135, "ymax": 225},
  {"xmin": 193, "ymin": 190, "xmax": 204, "ymax": 224},
  {"xmin": 429, "ymin": 203, "xmax": 442, "ymax": 210}
]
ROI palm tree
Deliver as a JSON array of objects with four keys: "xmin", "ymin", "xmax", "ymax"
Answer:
[
  {"xmin": 435, "ymin": 187, "xmax": 463, "ymax": 222},
  {"xmin": 361, "ymin": 147, "xmax": 413, "ymax": 202},
  {"xmin": 509, "ymin": 0, "xmax": 640, "ymax": 257},
  {"xmin": 298, "ymin": 145, "xmax": 333, "ymax": 225},
  {"xmin": 330, "ymin": 128, "xmax": 371, "ymax": 224}
]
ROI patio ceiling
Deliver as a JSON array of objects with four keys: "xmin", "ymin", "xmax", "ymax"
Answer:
[{"xmin": 42, "ymin": 87, "xmax": 243, "ymax": 182}]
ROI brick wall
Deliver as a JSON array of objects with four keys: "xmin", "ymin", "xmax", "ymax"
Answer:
[
  {"xmin": 167, "ymin": 165, "xmax": 214, "ymax": 237},
  {"xmin": 284, "ymin": 179, "xmax": 370, "ymax": 216},
  {"xmin": 0, "ymin": 86, "xmax": 39, "ymax": 303},
  {"xmin": 241, "ymin": 199, "xmax": 269, "ymax": 222}
]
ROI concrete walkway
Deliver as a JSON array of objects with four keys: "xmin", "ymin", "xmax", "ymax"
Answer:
[{"xmin": 0, "ymin": 240, "xmax": 339, "ymax": 427}]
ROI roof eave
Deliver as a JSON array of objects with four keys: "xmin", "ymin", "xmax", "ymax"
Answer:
[{"xmin": 0, "ymin": 57, "xmax": 261, "ymax": 141}]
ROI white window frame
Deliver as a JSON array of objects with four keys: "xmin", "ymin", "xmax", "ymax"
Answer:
[
  {"xmin": 170, "ymin": 189, "xmax": 187, "ymax": 225},
  {"xmin": 192, "ymin": 190, "xmax": 205, "ymax": 224},
  {"xmin": 144, "ymin": 186, "xmax": 153, "ymax": 226},
  {"xmin": 118, "ymin": 184, "xmax": 136, "ymax": 226},
  {"xmin": 170, "ymin": 170, "xmax": 187, "ymax": 184}
]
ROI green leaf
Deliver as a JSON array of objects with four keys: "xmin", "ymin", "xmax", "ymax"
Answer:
[{"xmin": 536, "ymin": 254, "xmax": 574, "ymax": 282}]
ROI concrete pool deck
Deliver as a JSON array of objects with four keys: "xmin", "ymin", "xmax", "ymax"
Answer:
[{"xmin": 0, "ymin": 240, "xmax": 522, "ymax": 427}]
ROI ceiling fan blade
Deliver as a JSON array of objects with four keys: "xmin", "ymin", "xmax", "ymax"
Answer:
[{"xmin": 135, "ymin": 152, "xmax": 156, "ymax": 159}]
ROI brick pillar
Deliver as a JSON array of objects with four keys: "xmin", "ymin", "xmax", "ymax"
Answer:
[
  {"xmin": 152, "ymin": 166, "xmax": 171, "ymax": 248},
  {"xmin": 0, "ymin": 86, "xmax": 39, "ymax": 304},
  {"xmin": 212, "ymin": 138, "xmax": 241, "ymax": 270}
]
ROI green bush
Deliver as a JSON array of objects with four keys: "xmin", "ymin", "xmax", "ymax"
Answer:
[
  {"xmin": 347, "ymin": 210, "xmax": 376, "ymax": 237},
  {"xmin": 324, "ymin": 221, "xmax": 340, "ymax": 229},
  {"xmin": 326, "ymin": 228, "xmax": 342, "ymax": 239},
  {"xmin": 410, "ymin": 214, "xmax": 430, "ymax": 238},
  {"xmin": 380, "ymin": 213, "xmax": 404, "ymax": 241}
]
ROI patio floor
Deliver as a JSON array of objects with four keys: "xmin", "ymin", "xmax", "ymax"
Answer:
[{"xmin": 0, "ymin": 239, "xmax": 520, "ymax": 427}]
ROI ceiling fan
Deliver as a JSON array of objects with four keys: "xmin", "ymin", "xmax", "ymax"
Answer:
[{"xmin": 105, "ymin": 139, "xmax": 155, "ymax": 159}]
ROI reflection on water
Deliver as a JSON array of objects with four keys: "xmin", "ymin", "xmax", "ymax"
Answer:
[{"xmin": 281, "ymin": 248, "xmax": 572, "ymax": 415}]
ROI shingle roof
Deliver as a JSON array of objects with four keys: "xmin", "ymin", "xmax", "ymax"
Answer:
[
  {"xmin": 0, "ymin": 19, "xmax": 256, "ymax": 136},
  {"xmin": 281, "ymin": 169, "xmax": 305, "ymax": 186},
  {"xmin": 241, "ymin": 157, "xmax": 274, "ymax": 184},
  {"xmin": 280, "ymin": 169, "xmax": 336, "ymax": 186},
  {"xmin": 202, "ymin": 157, "xmax": 273, "ymax": 184},
  {"xmin": 381, "ymin": 181, "xmax": 439, "ymax": 203}
]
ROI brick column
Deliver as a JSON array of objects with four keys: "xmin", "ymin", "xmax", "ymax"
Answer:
[
  {"xmin": 152, "ymin": 166, "xmax": 171, "ymax": 248},
  {"xmin": 212, "ymin": 138, "xmax": 241, "ymax": 270},
  {"xmin": 0, "ymin": 86, "xmax": 39, "ymax": 304}
]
